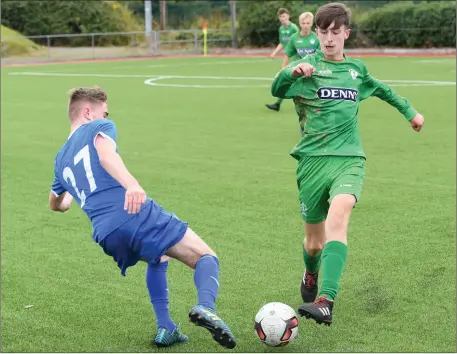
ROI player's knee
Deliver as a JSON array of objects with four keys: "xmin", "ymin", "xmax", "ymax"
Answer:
[
  {"xmin": 305, "ymin": 241, "xmax": 325, "ymax": 254},
  {"xmin": 304, "ymin": 237, "xmax": 324, "ymax": 253},
  {"xmin": 189, "ymin": 249, "xmax": 217, "ymax": 269}
]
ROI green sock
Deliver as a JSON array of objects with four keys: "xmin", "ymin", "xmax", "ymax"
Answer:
[
  {"xmin": 303, "ymin": 247, "xmax": 322, "ymax": 274},
  {"xmin": 318, "ymin": 241, "xmax": 348, "ymax": 301},
  {"xmin": 276, "ymin": 98, "xmax": 283, "ymax": 105}
]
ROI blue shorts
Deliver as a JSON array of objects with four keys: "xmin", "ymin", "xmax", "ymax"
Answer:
[{"xmin": 98, "ymin": 199, "xmax": 188, "ymax": 276}]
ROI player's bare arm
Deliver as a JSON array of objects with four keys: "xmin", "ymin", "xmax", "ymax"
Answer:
[
  {"xmin": 281, "ymin": 56, "xmax": 290, "ymax": 69},
  {"xmin": 49, "ymin": 191, "xmax": 73, "ymax": 212},
  {"xmin": 271, "ymin": 43, "xmax": 283, "ymax": 58},
  {"xmin": 94, "ymin": 134, "xmax": 146, "ymax": 214}
]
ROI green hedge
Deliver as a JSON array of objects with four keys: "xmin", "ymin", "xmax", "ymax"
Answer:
[
  {"xmin": 238, "ymin": 1, "xmax": 456, "ymax": 48},
  {"xmin": 1, "ymin": 1, "xmax": 143, "ymax": 46},
  {"xmin": 356, "ymin": 1, "xmax": 456, "ymax": 47}
]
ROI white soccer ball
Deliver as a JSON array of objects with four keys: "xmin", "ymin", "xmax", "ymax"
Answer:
[{"xmin": 254, "ymin": 302, "xmax": 299, "ymax": 347}]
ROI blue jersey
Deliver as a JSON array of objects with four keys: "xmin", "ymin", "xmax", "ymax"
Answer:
[{"xmin": 51, "ymin": 120, "xmax": 140, "ymax": 242}]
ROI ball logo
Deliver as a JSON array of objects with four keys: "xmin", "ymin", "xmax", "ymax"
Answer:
[{"xmin": 317, "ymin": 87, "xmax": 358, "ymax": 102}]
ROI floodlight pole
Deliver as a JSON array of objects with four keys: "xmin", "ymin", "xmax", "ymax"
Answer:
[
  {"xmin": 145, "ymin": 0, "xmax": 153, "ymax": 50},
  {"xmin": 230, "ymin": 0, "xmax": 238, "ymax": 48}
]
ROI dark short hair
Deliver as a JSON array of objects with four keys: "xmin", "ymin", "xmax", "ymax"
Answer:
[
  {"xmin": 277, "ymin": 8, "xmax": 289, "ymax": 16},
  {"xmin": 315, "ymin": 2, "xmax": 351, "ymax": 29}
]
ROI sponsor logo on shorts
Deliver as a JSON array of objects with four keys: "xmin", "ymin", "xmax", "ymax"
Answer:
[
  {"xmin": 300, "ymin": 201, "xmax": 308, "ymax": 217},
  {"xmin": 317, "ymin": 87, "xmax": 358, "ymax": 102}
]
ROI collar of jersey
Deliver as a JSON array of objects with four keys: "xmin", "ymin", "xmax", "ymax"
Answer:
[
  {"xmin": 68, "ymin": 125, "xmax": 83, "ymax": 140},
  {"xmin": 315, "ymin": 49, "xmax": 347, "ymax": 62}
]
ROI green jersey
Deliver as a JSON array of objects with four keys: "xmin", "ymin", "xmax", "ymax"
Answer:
[
  {"xmin": 279, "ymin": 22, "xmax": 299, "ymax": 47},
  {"xmin": 271, "ymin": 50, "xmax": 417, "ymax": 161},
  {"xmin": 285, "ymin": 32, "xmax": 321, "ymax": 61}
]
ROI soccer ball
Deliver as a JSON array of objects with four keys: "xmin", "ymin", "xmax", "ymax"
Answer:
[{"xmin": 254, "ymin": 302, "xmax": 299, "ymax": 347}]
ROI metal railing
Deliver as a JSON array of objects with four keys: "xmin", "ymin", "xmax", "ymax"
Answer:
[{"xmin": 1, "ymin": 29, "xmax": 233, "ymax": 63}]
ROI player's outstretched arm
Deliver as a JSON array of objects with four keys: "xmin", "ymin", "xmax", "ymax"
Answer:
[
  {"xmin": 359, "ymin": 69, "xmax": 424, "ymax": 132},
  {"xmin": 271, "ymin": 43, "xmax": 283, "ymax": 58},
  {"xmin": 94, "ymin": 134, "xmax": 147, "ymax": 214},
  {"xmin": 49, "ymin": 191, "xmax": 73, "ymax": 213},
  {"xmin": 283, "ymin": 39, "xmax": 295, "ymax": 68},
  {"xmin": 271, "ymin": 66, "xmax": 296, "ymax": 98}
]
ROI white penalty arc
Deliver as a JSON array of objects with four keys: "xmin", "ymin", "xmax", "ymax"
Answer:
[
  {"xmin": 144, "ymin": 75, "xmax": 272, "ymax": 88},
  {"xmin": 144, "ymin": 75, "xmax": 456, "ymax": 89}
]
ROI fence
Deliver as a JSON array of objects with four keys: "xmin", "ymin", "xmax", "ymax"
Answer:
[
  {"xmin": 2, "ymin": 27, "xmax": 455, "ymax": 65},
  {"xmin": 1, "ymin": 29, "xmax": 234, "ymax": 64}
]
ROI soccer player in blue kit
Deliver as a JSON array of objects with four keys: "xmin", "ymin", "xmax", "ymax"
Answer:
[{"xmin": 48, "ymin": 87, "xmax": 236, "ymax": 349}]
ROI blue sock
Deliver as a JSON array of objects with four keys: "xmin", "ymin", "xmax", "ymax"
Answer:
[
  {"xmin": 146, "ymin": 261, "xmax": 176, "ymax": 332},
  {"xmin": 194, "ymin": 255, "xmax": 220, "ymax": 311}
]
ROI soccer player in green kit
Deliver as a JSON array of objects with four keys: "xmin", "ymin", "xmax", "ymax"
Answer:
[
  {"xmin": 271, "ymin": 2, "xmax": 424, "ymax": 326},
  {"xmin": 266, "ymin": 8, "xmax": 299, "ymax": 112},
  {"xmin": 282, "ymin": 12, "xmax": 320, "ymax": 69},
  {"xmin": 283, "ymin": 11, "xmax": 320, "ymax": 134}
]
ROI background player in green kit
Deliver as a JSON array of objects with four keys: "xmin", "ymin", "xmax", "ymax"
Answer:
[
  {"xmin": 266, "ymin": 8, "xmax": 298, "ymax": 112},
  {"xmin": 271, "ymin": 2, "xmax": 424, "ymax": 326},
  {"xmin": 283, "ymin": 11, "xmax": 320, "ymax": 133},
  {"xmin": 282, "ymin": 12, "xmax": 320, "ymax": 69}
]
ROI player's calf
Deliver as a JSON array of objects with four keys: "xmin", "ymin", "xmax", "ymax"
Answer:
[{"xmin": 301, "ymin": 222, "xmax": 325, "ymax": 302}]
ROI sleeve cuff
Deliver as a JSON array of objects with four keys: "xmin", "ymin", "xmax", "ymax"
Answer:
[
  {"xmin": 51, "ymin": 189, "xmax": 60, "ymax": 197},
  {"xmin": 404, "ymin": 106, "xmax": 417, "ymax": 121},
  {"xmin": 283, "ymin": 67, "xmax": 297, "ymax": 81}
]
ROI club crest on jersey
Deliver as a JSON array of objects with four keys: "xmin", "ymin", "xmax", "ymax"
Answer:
[
  {"xmin": 310, "ymin": 39, "xmax": 315, "ymax": 44},
  {"xmin": 317, "ymin": 87, "xmax": 358, "ymax": 102},
  {"xmin": 349, "ymin": 69, "xmax": 358, "ymax": 79}
]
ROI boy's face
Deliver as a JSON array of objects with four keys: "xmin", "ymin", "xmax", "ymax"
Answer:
[
  {"xmin": 278, "ymin": 13, "xmax": 289, "ymax": 25},
  {"xmin": 316, "ymin": 21, "xmax": 350, "ymax": 59},
  {"xmin": 299, "ymin": 17, "xmax": 312, "ymax": 32}
]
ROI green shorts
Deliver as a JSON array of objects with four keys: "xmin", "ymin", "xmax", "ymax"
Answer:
[{"xmin": 296, "ymin": 156, "xmax": 366, "ymax": 224}]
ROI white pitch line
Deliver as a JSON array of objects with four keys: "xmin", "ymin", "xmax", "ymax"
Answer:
[
  {"xmin": 7, "ymin": 72, "xmax": 456, "ymax": 88},
  {"xmin": 413, "ymin": 59, "xmax": 456, "ymax": 63},
  {"xmin": 7, "ymin": 72, "xmax": 153, "ymax": 78},
  {"xmin": 110, "ymin": 58, "xmax": 272, "ymax": 70}
]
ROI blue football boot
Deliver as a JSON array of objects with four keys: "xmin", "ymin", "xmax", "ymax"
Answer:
[
  {"xmin": 153, "ymin": 326, "xmax": 188, "ymax": 347},
  {"xmin": 188, "ymin": 305, "xmax": 236, "ymax": 349}
]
